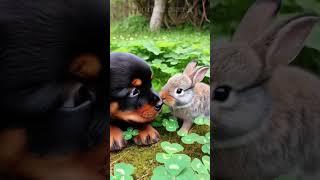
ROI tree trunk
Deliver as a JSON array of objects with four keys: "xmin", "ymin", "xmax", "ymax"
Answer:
[{"xmin": 150, "ymin": 0, "xmax": 167, "ymax": 31}]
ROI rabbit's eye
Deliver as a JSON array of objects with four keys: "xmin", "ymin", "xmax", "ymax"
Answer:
[
  {"xmin": 129, "ymin": 88, "xmax": 140, "ymax": 97},
  {"xmin": 214, "ymin": 86, "xmax": 231, "ymax": 102},
  {"xmin": 176, "ymin": 88, "xmax": 184, "ymax": 95}
]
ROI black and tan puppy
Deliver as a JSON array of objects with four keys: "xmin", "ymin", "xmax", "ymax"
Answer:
[{"xmin": 110, "ymin": 52, "xmax": 163, "ymax": 151}]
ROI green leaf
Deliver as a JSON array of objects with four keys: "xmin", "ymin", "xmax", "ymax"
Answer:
[
  {"xmin": 152, "ymin": 165, "xmax": 170, "ymax": 176},
  {"xmin": 114, "ymin": 175, "xmax": 134, "ymax": 180},
  {"xmin": 151, "ymin": 174, "xmax": 174, "ymax": 180},
  {"xmin": 177, "ymin": 129, "xmax": 188, "ymax": 137},
  {"xmin": 156, "ymin": 153, "xmax": 172, "ymax": 163},
  {"xmin": 123, "ymin": 133, "xmax": 132, "ymax": 141},
  {"xmin": 114, "ymin": 163, "xmax": 135, "ymax": 176},
  {"xmin": 131, "ymin": 129, "xmax": 139, "ymax": 136},
  {"xmin": 205, "ymin": 132, "xmax": 210, "ymax": 140},
  {"xmin": 162, "ymin": 119, "xmax": 169, "ymax": 127},
  {"xmin": 156, "ymin": 41, "xmax": 176, "ymax": 48},
  {"xmin": 197, "ymin": 136, "xmax": 209, "ymax": 144},
  {"xmin": 143, "ymin": 42, "xmax": 162, "ymax": 55},
  {"xmin": 194, "ymin": 116, "xmax": 210, "ymax": 126},
  {"xmin": 151, "ymin": 119, "xmax": 163, "ymax": 127},
  {"xmin": 171, "ymin": 154, "xmax": 191, "ymax": 166},
  {"xmin": 191, "ymin": 158, "xmax": 209, "ymax": 174},
  {"xmin": 201, "ymin": 144, "xmax": 210, "ymax": 154},
  {"xmin": 160, "ymin": 141, "xmax": 184, "ymax": 154},
  {"xmin": 123, "ymin": 127, "xmax": 139, "ymax": 140},
  {"xmin": 181, "ymin": 133, "xmax": 200, "ymax": 144},
  {"xmin": 177, "ymin": 167, "xmax": 196, "ymax": 180},
  {"xmin": 202, "ymin": 156, "xmax": 210, "ymax": 171},
  {"xmin": 165, "ymin": 156, "xmax": 187, "ymax": 176},
  {"xmin": 163, "ymin": 118, "xmax": 179, "ymax": 132},
  {"xmin": 194, "ymin": 173, "xmax": 210, "ymax": 180}
]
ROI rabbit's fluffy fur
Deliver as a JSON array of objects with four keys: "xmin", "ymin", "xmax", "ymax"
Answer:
[
  {"xmin": 212, "ymin": 0, "xmax": 320, "ymax": 179},
  {"xmin": 160, "ymin": 61, "xmax": 210, "ymax": 133}
]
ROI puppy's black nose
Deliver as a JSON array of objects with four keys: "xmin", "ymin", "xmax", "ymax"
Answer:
[{"xmin": 154, "ymin": 101, "xmax": 163, "ymax": 111}]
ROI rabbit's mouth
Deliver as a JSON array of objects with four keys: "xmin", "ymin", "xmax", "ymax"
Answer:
[{"xmin": 160, "ymin": 91, "xmax": 177, "ymax": 107}]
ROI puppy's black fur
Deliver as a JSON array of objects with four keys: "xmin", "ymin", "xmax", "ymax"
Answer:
[
  {"xmin": 0, "ymin": 0, "xmax": 107, "ymax": 144},
  {"xmin": 110, "ymin": 52, "xmax": 162, "ymax": 151},
  {"xmin": 0, "ymin": 0, "xmax": 108, "ymax": 179}
]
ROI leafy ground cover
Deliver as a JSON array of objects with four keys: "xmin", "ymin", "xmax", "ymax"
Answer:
[{"xmin": 110, "ymin": 16, "xmax": 210, "ymax": 179}]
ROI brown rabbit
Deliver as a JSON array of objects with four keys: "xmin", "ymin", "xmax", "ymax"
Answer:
[
  {"xmin": 160, "ymin": 61, "xmax": 210, "ymax": 134},
  {"xmin": 212, "ymin": 0, "xmax": 320, "ymax": 179}
]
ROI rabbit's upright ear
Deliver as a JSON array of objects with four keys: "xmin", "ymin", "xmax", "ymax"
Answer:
[
  {"xmin": 192, "ymin": 67, "xmax": 209, "ymax": 85},
  {"xmin": 183, "ymin": 61, "xmax": 197, "ymax": 77},
  {"xmin": 232, "ymin": 0, "xmax": 281, "ymax": 43},
  {"xmin": 252, "ymin": 15, "xmax": 320, "ymax": 69}
]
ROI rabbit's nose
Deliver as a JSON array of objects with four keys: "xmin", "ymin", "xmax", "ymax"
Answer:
[
  {"xmin": 154, "ymin": 101, "xmax": 163, "ymax": 111},
  {"xmin": 159, "ymin": 91, "xmax": 165, "ymax": 100}
]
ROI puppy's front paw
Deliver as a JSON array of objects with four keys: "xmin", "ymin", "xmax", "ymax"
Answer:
[
  {"xmin": 134, "ymin": 125, "xmax": 160, "ymax": 145},
  {"xmin": 110, "ymin": 125, "xmax": 127, "ymax": 151}
]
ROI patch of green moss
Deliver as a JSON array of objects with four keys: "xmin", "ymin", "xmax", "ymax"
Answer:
[{"xmin": 110, "ymin": 125, "xmax": 209, "ymax": 179}]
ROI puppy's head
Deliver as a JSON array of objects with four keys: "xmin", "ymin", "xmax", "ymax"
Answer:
[{"xmin": 110, "ymin": 52, "xmax": 163, "ymax": 124}]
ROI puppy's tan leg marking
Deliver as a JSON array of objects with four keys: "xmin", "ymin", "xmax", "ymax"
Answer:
[{"xmin": 134, "ymin": 125, "xmax": 160, "ymax": 146}]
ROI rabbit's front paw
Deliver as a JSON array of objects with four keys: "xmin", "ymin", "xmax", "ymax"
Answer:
[
  {"xmin": 110, "ymin": 125, "xmax": 127, "ymax": 151},
  {"xmin": 134, "ymin": 125, "xmax": 160, "ymax": 145},
  {"xmin": 178, "ymin": 120, "xmax": 193, "ymax": 135}
]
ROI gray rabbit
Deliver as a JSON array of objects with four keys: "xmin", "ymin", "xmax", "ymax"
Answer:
[
  {"xmin": 212, "ymin": 0, "xmax": 320, "ymax": 179},
  {"xmin": 160, "ymin": 61, "xmax": 210, "ymax": 134}
]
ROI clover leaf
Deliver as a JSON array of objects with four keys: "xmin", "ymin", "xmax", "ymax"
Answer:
[
  {"xmin": 151, "ymin": 118, "xmax": 163, "ymax": 127},
  {"xmin": 156, "ymin": 152, "xmax": 191, "ymax": 164},
  {"xmin": 165, "ymin": 157, "xmax": 188, "ymax": 176},
  {"xmin": 156, "ymin": 153, "xmax": 172, "ymax": 163},
  {"xmin": 123, "ymin": 127, "xmax": 139, "ymax": 140},
  {"xmin": 195, "ymin": 173, "xmax": 210, "ymax": 180},
  {"xmin": 151, "ymin": 166, "xmax": 172, "ymax": 180},
  {"xmin": 191, "ymin": 158, "xmax": 209, "ymax": 174},
  {"xmin": 194, "ymin": 116, "xmax": 210, "ymax": 126},
  {"xmin": 152, "ymin": 157, "xmax": 196, "ymax": 180},
  {"xmin": 197, "ymin": 135, "xmax": 210, "ymax": 144},
  {"xmin": 162, "ymin": 118, "xmax": 179, "ymax": 132},
  {"xmin": 177, "ymin": 129, "xmax": 188, "ymax": 137},
  {"xmin": 202, "ymin": 155, "xmax": 210, "ymax": 171},
  {"xmin": 177, "ymin": 167, "xmax": 196, "ymax": 180},
  {"xmin": 161, "ymin": 141, "xmax": 184, "ymax": 154},
  {"xmin": 111, "ymin": 163, "xmax": 135, "ymax": 180},
  {"xmin": 205, "ymin": 132, "xmax": 210, "ymax": 140},
  {"xmin": 181, "ymin": 133, "xmax": 200, "ymax": 144},
  {"xmin": 201, "ymin": 143, "xmax": 210, "ymax": 154}
]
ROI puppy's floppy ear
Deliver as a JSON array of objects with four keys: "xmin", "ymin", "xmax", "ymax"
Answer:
[
  {"xmin": 70, "ymin": 54, "xmax": 102, "ymax": 79},
  {"xmin": 252, "ymin": 15, "xmax": 320, "ymax": 69},
  {"xmin": 232, "ymin": 0, "xmax": 281, "ymax": 43}
]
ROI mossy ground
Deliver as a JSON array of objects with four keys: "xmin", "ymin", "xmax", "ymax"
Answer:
[{"xmin": 110, "ymin": 125, "xmax": 209, "ymax": 179}]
